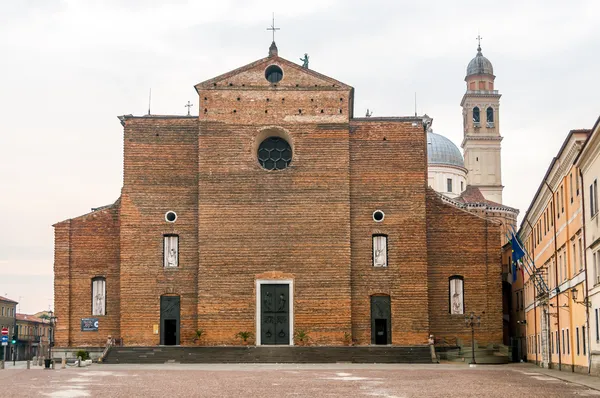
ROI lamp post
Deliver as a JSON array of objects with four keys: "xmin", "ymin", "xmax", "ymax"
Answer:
[
  {"xmin": 464, "ymin": 312, "xmax": 481, "ymax": 364},
  {"xmin": 571, "ymin": 287, "xmax": 591, "ymax": 307},
  {"xmin": 41, "ymin": 311, "xmax": 58, "ymax": 368},
  {"xmin": 47, "ymin": 311, "xmax": 57, "ymax": 364}
]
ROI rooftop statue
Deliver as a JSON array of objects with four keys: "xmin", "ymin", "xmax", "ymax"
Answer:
[{"xmin": 300, "ymin": 53, "xmax": 309, "ymax": 69}]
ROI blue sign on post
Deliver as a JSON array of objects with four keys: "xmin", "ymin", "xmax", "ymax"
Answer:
[
  {"xmin": 1, "ymin": 335, "xmax": 7, "ymax": 343},
  {"xmin": 81, "ymin": 318, "xmax": 99, "ymax": 332}
]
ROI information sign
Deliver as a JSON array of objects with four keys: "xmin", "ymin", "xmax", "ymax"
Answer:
[{"xmin": 81, "ymin": 318, "xmax": 99, "ymax": 331}]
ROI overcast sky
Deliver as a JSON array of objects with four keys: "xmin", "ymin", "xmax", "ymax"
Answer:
[{"xmin": 1, "ymin": 0, "xmax": 598, "ymax": 314}]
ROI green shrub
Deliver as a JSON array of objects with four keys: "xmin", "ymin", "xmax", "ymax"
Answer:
[
  {"xmin": 236, "ymin": 331, "xmax": 253, "ymax": 342},
  {"xmin": 75, "ymin": 350, "xmax": 90, "ymax": 360}
]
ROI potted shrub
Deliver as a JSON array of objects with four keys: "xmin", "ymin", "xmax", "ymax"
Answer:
[
  {"xmin": 194, "ymin": 329, "xmax": 204, "ymax": 344},
  {"xmin": 295, "ymin": 329, "xmax": 310, "ymax": 346},
  {"xmin": 75, "ymin": 350, "xmax": 90, "ymax": 360},
  {"xmin": 236, "ymin": 331, "xmax": 253, "ymax": 345}
]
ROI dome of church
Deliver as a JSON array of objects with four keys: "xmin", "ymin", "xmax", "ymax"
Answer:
[
  {"xmin": 427, "ymin": 131, "xmax": 464, "ymax": 168},
  {"xmin": 466, "ymin": 45, "xmax": 494, "ymax": 76}
]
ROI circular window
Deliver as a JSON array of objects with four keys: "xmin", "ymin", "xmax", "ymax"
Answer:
[
  {"xmin": 373, "ymin": 210, "xmax": 385, "ymax": 222},
  {"xmin": 265, "ymin": 65, "xmax": 283, "ymax": 83},
  {"xmin": 258, "ymin": 137, "xmax": 292, "ymax": 171},
  {"xmin": 165, "ymin": 211, "xmax": 177, "ymax": 223}
]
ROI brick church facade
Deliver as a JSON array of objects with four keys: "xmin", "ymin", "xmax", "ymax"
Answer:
[{"xmin": 53, "ymin": 43, "xmax": 502, "ymax": 349}]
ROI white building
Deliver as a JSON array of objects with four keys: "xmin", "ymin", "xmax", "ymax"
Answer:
[{"xmin": 575, "ymin": 115, "xmax": 600, "ymax": 375}]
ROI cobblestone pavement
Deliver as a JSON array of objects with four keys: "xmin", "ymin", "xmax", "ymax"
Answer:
[{"xmin": 1, "ymin": 363, "xmax": 600, "ymax": 397}]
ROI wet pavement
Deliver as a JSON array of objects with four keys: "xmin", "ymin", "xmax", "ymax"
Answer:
[{"xmin": 1, "ymin": 362, "xmax": 599, "ymax": 397}]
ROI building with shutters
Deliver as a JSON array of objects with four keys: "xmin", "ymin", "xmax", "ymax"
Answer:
[
  {"xmin": 574, "ymin": 116, "xmax": 600, "ymax": 374},
  {"xmin": 519, "ymin": 128, "xmax": 591, "ymax": 373},
  {"xmin": 0, "ymin": 296, "xmax": 17, "ymax": 360}
]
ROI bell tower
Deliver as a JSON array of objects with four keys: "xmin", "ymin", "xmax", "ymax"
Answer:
[{"xmin": 461, "ymin": 39, "xmax": 503, "ymax": 204}]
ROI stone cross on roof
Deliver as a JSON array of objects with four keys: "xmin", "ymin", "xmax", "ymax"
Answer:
[
  {"xmin": 267, "ymin": 13, "xmax": 280, "ymax": 43},
  {"xmin": 185, "ymin": 101, "xmax": 193, "ymax": 116}
]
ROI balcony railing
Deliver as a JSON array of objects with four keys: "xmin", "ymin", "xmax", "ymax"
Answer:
[{"xmin": 466, "ymin": 90, "xmax": 499, "ymax": 95}]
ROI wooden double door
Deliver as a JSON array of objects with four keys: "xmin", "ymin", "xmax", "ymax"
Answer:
[{"xmin": 260, "ymin": 284, "xmax": 290, "ymax": 345}]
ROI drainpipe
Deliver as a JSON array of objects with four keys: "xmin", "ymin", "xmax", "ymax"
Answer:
[
  {"xmin": 526, "ymin": 220, "xmax": 539, "ymax": 366},
  {"xmin": 544, "ymin": 180, "xmax": 562, "ymax": 371},
  {"xmin": 579, "ymin": 169, "xmax": 592, "ymax": 374}
]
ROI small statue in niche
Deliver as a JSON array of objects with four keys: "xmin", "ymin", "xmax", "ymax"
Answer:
[
  {"xmin": 452, "ymin": 293, "xmax": 462, "ymax": 314},
  {"xmin": 374, "ymin": 248, "xmax": 386, "ymax": 267},
  {"xmin": 300, "ymin": 53, "xmax": 309, "ymax": 69},
  {"xmin": 450, "ymin": 278, "xmax": 464, "ymax": 314},
  {"xmin": 94, "ymin": 293, "xmax": 104, "ymax": 315},
  {"xmin": 167, "ymin": 248, "xmax": 177, "ymax": 267},
  {"xmin": 452, "ymin": 293, "xmax": 460, "ymax": 314}
]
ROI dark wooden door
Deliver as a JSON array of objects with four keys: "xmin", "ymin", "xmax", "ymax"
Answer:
[
  {"xmin": 261, "ymin": 284, "xmax": 290, "ymax": 345},
  {"xmin": 160, "ymin": 296, "xmax": 180, "ymax": 345},
  {"xmin": 371, "ymin": 296, "xmax": 391, "ymax": 345}
]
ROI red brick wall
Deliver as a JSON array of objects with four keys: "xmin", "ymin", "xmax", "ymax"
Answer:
[
  {"xmin": 53, "ymin": 222, "xmax": 70, "ymax": 347},
  {"xmin": 426, "ymin": 189, "xmax": 503, "ymax": 345},
  {"xmin": 198, "ymin": 57, "xmax": 351, "ymax": 126},
  {"xmin": 54, "ymin": 204, "xmax": 120, "ymax": 347},
  {"xmin": 349, "ymin": 119, "xmax": 430, "ymax": 345},
  {"xmin": 119, "ymin": 117, "xmax": 199, "ymax": 345},
  {"xmin": 54, "ymin": 55, "xmax": 505, "ymax": 348},
  {"xmin": 193, "ymin": 58, "xmax": 354, "ymax": 346},
  {"xmin": 196, "ymin": 120, "xmax": 352, "ymax": 345}
]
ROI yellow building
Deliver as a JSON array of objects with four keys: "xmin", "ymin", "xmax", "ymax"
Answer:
[{"xmin": 520, "ymin": 129, "xmax": 590, "ymax": 372}]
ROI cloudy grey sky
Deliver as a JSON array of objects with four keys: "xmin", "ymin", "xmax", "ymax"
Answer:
[{"xmin": 1, "ymin": 0, "xmax": 598, "ymax": 313}]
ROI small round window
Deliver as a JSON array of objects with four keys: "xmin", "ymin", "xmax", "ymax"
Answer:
[
  {"xmin": 258, "ymin": 137, "xmax": 292, "ymax": 171},
  {"xmin": 165, "ymin": 211, "xmax": 177, "ymax": 223},
  {"xmin": 373, "ymin": 210, "xmax": 385, "ymax": 222},
  {"xmin": 265, "ymin": 65, "xmax": 283, "ymax": 83}
]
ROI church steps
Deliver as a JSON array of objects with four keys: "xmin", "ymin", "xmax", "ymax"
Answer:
[{"xmin": 103, "ymin": 346, "xmax": 432, "ymax": 364}]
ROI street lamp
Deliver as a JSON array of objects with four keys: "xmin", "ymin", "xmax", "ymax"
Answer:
[
  {"xmin": 43, "ymin": 311, "xmax": 58, "ymax": 369},
  {"xmin": 464, "ymin": 312, "xmax": 481, "ymax": 365},
  {"xmin": 571, "ymin": 287, "xmax": 591, "ymax": 307}
]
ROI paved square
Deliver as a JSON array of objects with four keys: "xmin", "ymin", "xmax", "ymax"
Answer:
[{"xmin": 1, "ymin": 363, "xmax": 599, "ymax": 397}]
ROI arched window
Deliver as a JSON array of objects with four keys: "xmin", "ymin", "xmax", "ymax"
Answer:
[
  {"xmin": 372, "ymin": 235, "xmax": 388, "ymax": 267},
  {"xmin": 472, "ymin": 107, "xmax": 480, "ymax": 124},
  {"xmin": 486, "ymin": 107, "xmax": 494, "ymax": 124},
  {"xmin": 164, "ymin": 234, "xmax": 179, "ymax": 267},
  {"xmin": 92, "ymin": 277, "xmax": 106, "ymax": 316},
  {"xmin": 449, "ymin": 276, "xmax": 464, "ymax": 315}
]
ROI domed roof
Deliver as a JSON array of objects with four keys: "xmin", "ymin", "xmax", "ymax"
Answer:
[
  {"xmin": 466, "ymin": 45, "xmax": 494, "ymax": 77},
  {"xmin": 427, "ymin": 131, "xmax": 464, "ymax": 168}
]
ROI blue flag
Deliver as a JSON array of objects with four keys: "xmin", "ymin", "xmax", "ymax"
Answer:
[
  {"xmin": 511, "ymin": 232, "xmax": 525, "ymax": 282},
  {"xmin": 511, "ymin": 232, "xmax": 525, "ymax": 263}
]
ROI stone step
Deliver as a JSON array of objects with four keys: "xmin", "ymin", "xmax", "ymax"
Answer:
[{"xmin": 103, "ymin": 346, "xmax": 432, "ymax": 364}]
